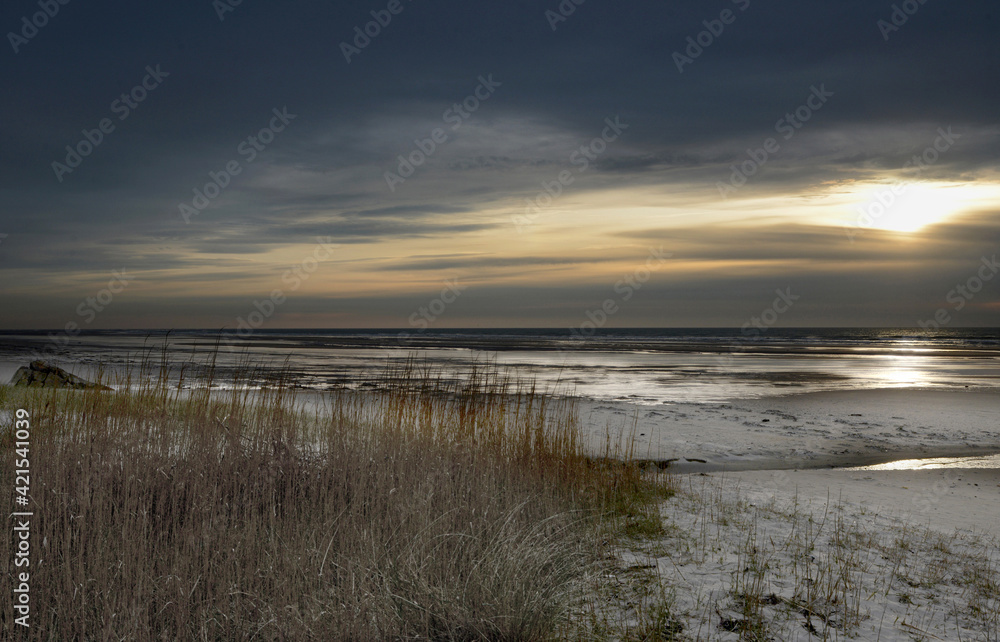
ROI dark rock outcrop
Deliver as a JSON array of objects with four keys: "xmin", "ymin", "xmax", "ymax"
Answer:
[{"xmin": 9, "ymin": 361, "xmax": 112, "ymax": 390}]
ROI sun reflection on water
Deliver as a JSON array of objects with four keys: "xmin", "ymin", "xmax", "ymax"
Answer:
[
  {"xmin": 848, "ymin": 454, "xmax": 1000, "ymax": 471},
  {"xmin": 874, "ymin": 356, "xmax": 932, "ymax": 388}
]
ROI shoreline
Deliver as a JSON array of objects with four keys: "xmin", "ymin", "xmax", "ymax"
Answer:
[
  {"xmin": 4, "ymin": 361, "xmax": 998, "ymax": 472},
  {"xmin": 578, "ymin": 387, "xmax": 1000, "ymax": 471},
  {"xmin": 3, "ymin": 327, "xmax": 1000, "ymax": 408}
]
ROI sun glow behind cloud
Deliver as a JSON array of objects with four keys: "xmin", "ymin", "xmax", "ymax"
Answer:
[{"xmin": 845, "ymin": 181, "xmax": 1000, "ymax": 234}]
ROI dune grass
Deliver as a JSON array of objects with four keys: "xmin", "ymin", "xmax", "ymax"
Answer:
[
  {"xmin": 0, "ymin": 357, "xmax": 672, "ymax": 640},
  {"xmin": 598, "ymin": 473, "xmax": 1000, "ymax": 641}
]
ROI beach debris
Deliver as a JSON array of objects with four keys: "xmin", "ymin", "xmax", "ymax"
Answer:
[
  {"xmin": 659, "ymin": 617, "xmax": 684, "ymax": 639},
  {"xmin": 633, "ymin": 458, "xmax": 676, "ymax": 470},
  {"xmin": 9, "ymin": 360, "xmax": 112, "ymax": 390},
  {"xmin": 715, "ymin": 607, "xmax": 759, "ymax": 636}
]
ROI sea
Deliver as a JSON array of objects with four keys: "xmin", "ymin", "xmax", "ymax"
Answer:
[{"xmin": 1, "ymin": 327, "xmax": 998, "ymax": 404}]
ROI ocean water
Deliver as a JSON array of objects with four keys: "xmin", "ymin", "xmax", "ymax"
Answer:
[{"xmin": 1, "ymin": 328, "xmax": 998, "ymax": 404}]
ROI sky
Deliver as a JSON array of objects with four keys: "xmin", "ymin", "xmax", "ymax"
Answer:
[{"xmin": 1, "ymin": 0, "xmax": 998, "ymax": 330}]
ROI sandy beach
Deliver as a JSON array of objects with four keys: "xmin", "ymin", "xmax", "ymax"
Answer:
[
  {"xmin": 583, "ymin": 388, "xmax": 1000, "ymax": 640},
  {"xmin": 580, "ymin": 388, "xmax": 1000, "ymax": 471},
  {"xmin": 606, "ymin": 467, "xmax": 1000, "ymax": 640}
]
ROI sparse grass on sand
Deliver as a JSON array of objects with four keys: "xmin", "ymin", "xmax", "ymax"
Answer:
[
  {"xmin": 597, "ymin": 473, "xmax": 1000, "ymax": 641},
  {"xmin": 0, "ymin": 358, "xmax": 672, "ymax": 640}
]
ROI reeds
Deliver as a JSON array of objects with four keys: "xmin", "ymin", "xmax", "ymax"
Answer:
[{"xmin": 0, "ymin": 355, "xmax": 671, "ymax": 640}]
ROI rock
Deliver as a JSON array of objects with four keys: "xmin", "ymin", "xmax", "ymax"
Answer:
[{"xmin": 9, "ymin": 360, "xmax": 112, "ymax": 391}]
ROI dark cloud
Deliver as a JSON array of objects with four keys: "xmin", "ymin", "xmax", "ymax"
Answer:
[
  {"xmin": 1, "ymin": 0, "xmax": 998, "ymax": 327},
  {"xmin": 376, "ymin": 254, "xmax": 623, "ymax": 272}
]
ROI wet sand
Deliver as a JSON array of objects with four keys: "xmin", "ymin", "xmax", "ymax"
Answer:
[{"xmin": 578, "ymin": 387, "xmax": 1000, "ymax": 471}]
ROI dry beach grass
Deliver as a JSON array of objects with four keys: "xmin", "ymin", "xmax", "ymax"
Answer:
[{"xmin": 0, "ymin": 358, "xmax": 672, "ymax": 640}]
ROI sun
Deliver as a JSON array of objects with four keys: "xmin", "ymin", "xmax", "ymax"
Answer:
[{"xmin": 855, "ymin": 182, "xmax": 968, "ymax": 233}]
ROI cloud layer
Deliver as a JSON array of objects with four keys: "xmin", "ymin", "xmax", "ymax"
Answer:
[{"xmin": 1, "ymin": 0, "xmax": 998, "ymax": 328}]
